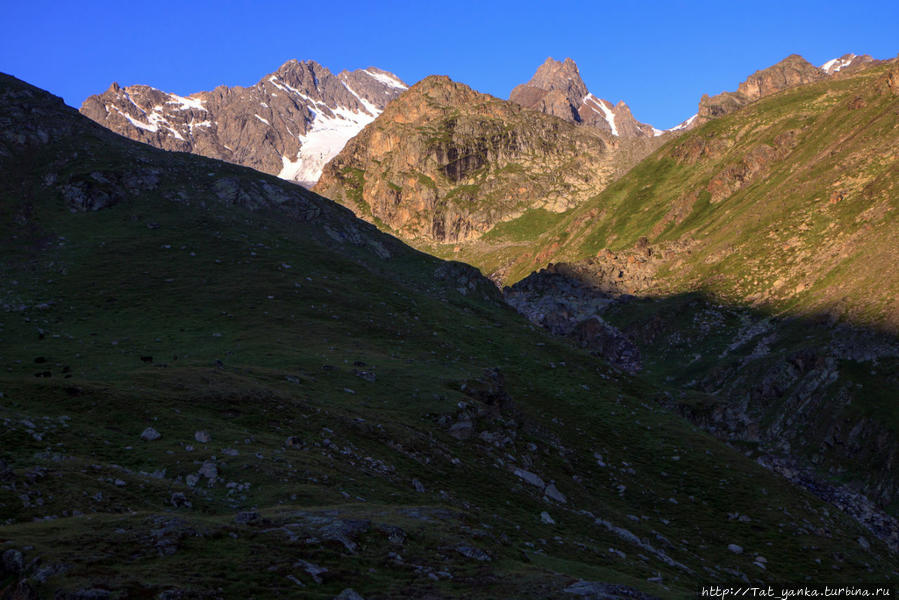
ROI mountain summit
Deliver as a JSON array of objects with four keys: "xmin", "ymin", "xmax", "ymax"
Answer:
[
  {"xmin": 80, "ymin": 59, "xmax": 408, "ymax": 187},
  {"xmin": 510, "ymin": 57, "xmax": 658, "ymax": 138}
]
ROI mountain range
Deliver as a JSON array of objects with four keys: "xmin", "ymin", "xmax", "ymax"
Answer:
[
  {"xmin": 80, "ymin": 59, "xmax": 408, "ymax": 187},
  {"xmin": 1, "ymin": 46, "xmax": 897, "ymax": 598}
]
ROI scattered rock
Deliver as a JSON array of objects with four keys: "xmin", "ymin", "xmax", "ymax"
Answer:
[
  {"xmin": 198, "ymin": 461, "xmax": 218, "ymax": 483},
  {"xmin": 194, "ymin": 431, "xmax": 211, "ymax": 443},
  {"xmin": 455, "ymin": 545, "xmax": 492, "ymax": 561},
  {"xmin": 563, "ymin": 580, "xmax": 657, "ymax": 599},
  {"xmin": 140, "ymin": 427, "xmax": 161, "ymax": 441},
  {"xmin": 295, "ymin": 558, "xmax": 328, "ymax": 583},
  {"xmin": 727, "ymin": 544, "xmax": 743, "ymax": 554},
  {"xmin": 334, "ymin": 590, "xmax": 365, "ymax": 600},
  {"xmin": 540, "ymin": 511, "xmax": 556, "ymax": 524},
  {"xmin": 544, "ymin": 483, "xmax": 567, "ymax": 504},
  {"xmin": 412, "ymin": 478, "xmax": 425, "ymax": 493},
  {"xmin": 448, "ymin": 419, "xmax": 474, "ymax": 440},
  {"xmin": 513, "ymin": 468, "xmax": 545, "ymax": 488}
]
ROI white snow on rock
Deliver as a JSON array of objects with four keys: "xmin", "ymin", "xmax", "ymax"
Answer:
[
  {"xmin": 114, "ymin": 106, "xmax": 158, "ymax": 132},
  {"xmin": 667, "ymin": 113, "xmax": 697, "ymax": 132},
  {"xmin": 254, "ymin": 114, "xmax": 271, "ymax": 126},
  {"xmin": 278, "ymin": 103, "xmax": 378, "ymax": 187},
  {"xmin": 363, "ymin": 68, "xmax": 408, "ymax": 89},
  {"xmin": 820, "ymin": 54, "xmax": 857, "ymax": 75},
  {"xmin": 166, "ymin": 93, "xmax": 206, "ymax": 111},
  {"xmin": 583, "ymin": 93, "xmax": 618, "ymax": 136}
]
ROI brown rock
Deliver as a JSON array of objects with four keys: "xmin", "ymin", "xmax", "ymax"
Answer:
[
  {"xmin": 315, "ymin": 76, "xmax": 632, "ymax": 243},
  {"xmin": 511, "ymin": 57, "xmax": 659, "ymax": 139}
]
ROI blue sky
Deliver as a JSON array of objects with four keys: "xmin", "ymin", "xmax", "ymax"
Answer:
[{"xmin": 2, "ymin": 0, "xmax": 896, "ymax": 129}]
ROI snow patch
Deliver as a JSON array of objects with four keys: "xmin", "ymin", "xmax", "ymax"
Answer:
[
  {"xmin": 667, "ymin": 114, "xmax": 697, "ymax": 132},
  {"xmin": 114, "ymin": 106, "xmax": 158, "ymax": 133},
  {"xmin": 363, "ymin": 69, "xmax": 407, "ymax": 89},
  {"xmin": 652, "ymin": 127, "xmax": 665, "ymax": 137},
  {"xmin": 584, "ymin": 94, "xmax": 618, "ymax": 136},
  {"xmin": 820, "ymin": 54, "xmax": 856, "ymax": 74},
  {"xmin": 341, "ymin": 81, "xmax": 380, "ymax": 116},
  {"xmin": 278, "ymin": 103, "xmax": 379, "ymax": 186},
  {"xmin": 254, "ymin": 114, "xmax": 271, "ymax": 125},
  {"xmin": 166, "ymin": 93, "xmax": 206, "ymax": 111}
]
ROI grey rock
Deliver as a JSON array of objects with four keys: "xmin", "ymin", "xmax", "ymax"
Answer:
[
  {"xmin": 544, "ymin": 483, "xmax": 567, "ymax": 503},
  {"xmin": 563, "ymin": 580, "xmax": 658, "ymax": 599},
  {"xmin": 412, "ymin": 478, "xmax": 425, "ymax": 493},
  {"xmin": 513, "ymin": 468, "xmax": 545, "ymax": 488},
  {"xmin": 334, "ymin": 590, "xmax": 365, "ymax": 600},
  {"xmin": 455, "ymin": 545, "xmax": 492, "ymax": 561},
  {"xmin": 294, "ymin": 558, "xmax": 328, "ymax": 583},
  {"xmin": 540, "ymin": 511, "xmax": 556, "ymax": 524},
  {"xmin": 728, "ymin": 544, "xmax": 743, "ymax": 554},
  {"xmin": 140, "ymin": 427, "xmax": 161, "ymax": 441},
  {"xmin": 198, "ymin": 461, "xmax": 218, "ymax": 483},
  {"xmin": 194, "ymin": 430, "xmax": 211, "ymax": 443},
  {"xmin": 448, "ymin": 419, "xmax": 474, "ymax": 440}
]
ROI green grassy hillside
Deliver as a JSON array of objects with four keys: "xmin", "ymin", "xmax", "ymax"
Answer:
[
  {"xmin": 497, "ymin": 61, "xmax": 898, "ymax": 331},
  {"xmin": 1, "ymin": 74, "xmax": 896, "ymax": 598}
]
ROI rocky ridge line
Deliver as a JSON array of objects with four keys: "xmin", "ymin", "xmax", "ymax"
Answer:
[
  {"xmin": 510, "ymin": 57, "xmax": 661, "ymax": 138},
  {"xmin": 80, "ymin": 59, "xmax": 408, "ymax": 187}
]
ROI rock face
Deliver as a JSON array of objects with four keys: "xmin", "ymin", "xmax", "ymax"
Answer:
[
  {"xmin": 677, "ymin": 53, "xmax": 880, "ymax": 131},
  {"xmin": 510, "ymin": 57, "xmax": 660, "ymax": 138},
  {"xmin": 315, "ymin": 75, "xmax": 629, "ymax": 243},
  {"xmin": 820, "ymin": 53, "xmax": 874, "ymax": 75},
  {"xmin": 696, "ymin": 54, "xmax": 827, "ymax": 125},
  {"xmin": 80, "ymin": 60, "xmax": 408, "ymax": 187}
]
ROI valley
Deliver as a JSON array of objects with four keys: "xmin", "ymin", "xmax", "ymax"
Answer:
[{"xmin": 0, "ymin": 40, "xmax": 897, "ymax": 600}]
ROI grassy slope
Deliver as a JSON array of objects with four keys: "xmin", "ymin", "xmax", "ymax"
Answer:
[
  {"xmin": 501, "ymin": 62, "xmax": 898, "ymax": 329},
  {"xmin": 0, "ymin": 75, "xmax": 896, "ymax": 598}
]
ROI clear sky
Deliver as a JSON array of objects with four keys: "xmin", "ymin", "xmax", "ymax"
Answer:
[{"xmin": 2, "ymin": 0, "xmax": 896, "ymax": 129}]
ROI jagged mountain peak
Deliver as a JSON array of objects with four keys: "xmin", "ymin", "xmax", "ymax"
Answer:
[
  {"xmin": 522, "ymin": 56, "xmax": 588, "ymax": 102},
  {"xmin": 510, "ymin": 57, "xmax": 659, "ymax": 139},
  {"xmin": 820, "ymin": 53, "xmax": 875, "ymax": 75},
  {"xmin": 80, "ymin": 59, "xmax": 408, "ymax": 188}
]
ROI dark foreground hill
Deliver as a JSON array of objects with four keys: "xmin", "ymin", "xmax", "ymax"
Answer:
[{"xmin": 0, "ymin": 74, "xmax": 896, "ymax": 598}]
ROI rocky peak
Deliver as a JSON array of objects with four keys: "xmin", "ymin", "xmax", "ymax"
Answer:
[
  {"xmin": 527, "ymin": 57, "xmax": 589, "ymax": 103},
  {"xmin": 820, "ymin": 53, "xmax": 875, "ymax": 75},
  {"xmin": 80, "ymin": 59, "xmax": 408, "ymax": 188},
  {"xmin": 315, "ymin": 75, "xmax": 631, "ymax": 244},
  {"xmin": 736, "ymin": 54, "xmax": 824, "ymax": 101},
  {"xmin": 695, "ymin": 54, "xmax": 825, "ymax": 125},
  {"xmin": 510, "ymin": 57, "xmax": 659, "ymax": 139}
]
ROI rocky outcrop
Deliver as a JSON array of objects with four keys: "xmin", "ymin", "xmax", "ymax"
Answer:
[
  {"xmin": 510, "ymin": 57, "xmax": 660, "ymax": 138},
  {"xmin": 820, "ymin": 53, "xmax": 874, "ymax": 75},
  {"xmin": 696, "ymin": 54, "xmax": 824, "ymax": 124},
  {"xmin": 504, "ymin": 269, "xmax": 641, "ymax": 373},
  {"xmin": 315, "ymin": 75, "xmax": 631, "ymax": 243},
  {"xmin": 80, "ymin": 60, "xmax": 407, "ymax": 187}
]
